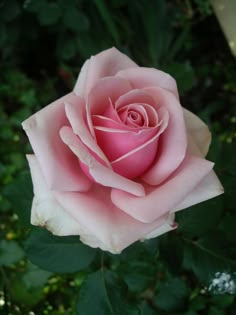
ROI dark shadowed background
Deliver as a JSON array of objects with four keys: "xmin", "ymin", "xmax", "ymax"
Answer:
[{"xmin": 0, "ymin": 1, "xmax": 236, "ymax": 314}]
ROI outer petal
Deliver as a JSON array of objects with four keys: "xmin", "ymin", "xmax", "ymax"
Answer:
[
  {"xmin": 116, "ymin": 67, "xmax": 179, "ymax": 99},
  {"xmin": 74, "ymin": 47, "xmax": 137, "ymax": 97},
  {"xmin": 141, "ymin": 87, "xmax": 187, "ymax": 185},
  {"xmin": 27, "ymin": 155, "xmax": 86, "ymax": 236},
  {"xmin": 27, "ymin": 155, "xmax": 177, "ymax": 254},
  {"xmin": 22, "ymin": 93, "xmax": 91, "ymax": 192},
  {"xmin": 172, "ymin": 170, "xmax": 224, "ymax": 212},
  {"xmin": 184, "ymin": 108, "xmax": 212, "ymax": 157},
  {"xmin": 60, "ymin": 126, "xmax": 145, "ymax": 197},
  {"xmin": 142, "ymin": 213, "xmax": 177, "ymax": 240},
  {"xmin": 53, "ymin": 187, "xmax": 174, "ymax": 254},
  {"xmin": 111, "ymin": 155, "xmax": 214, "ymax": 223}
]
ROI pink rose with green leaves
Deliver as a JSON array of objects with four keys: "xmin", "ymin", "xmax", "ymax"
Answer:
[{"xmin": 22, "ymin": 48, "xmax": 223, "ymax": 253}]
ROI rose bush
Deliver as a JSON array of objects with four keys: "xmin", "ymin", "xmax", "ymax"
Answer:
[{"xmin": 22, "ymin": 48, "xmax": 223, "ymax": 253}]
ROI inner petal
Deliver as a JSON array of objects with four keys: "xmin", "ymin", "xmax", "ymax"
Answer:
[{"xmin": 118, "ymin": 104, "xmax": 148, "ymax": 127}]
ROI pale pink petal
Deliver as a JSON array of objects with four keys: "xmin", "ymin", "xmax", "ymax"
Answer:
[
  {"xmin": 172, "ymin": 170, "xmax": 224, "ymax": 212},
  {"xmin": 60, "ymin": 126, "xmax": 145, "ymax": 197},
  {"xmin": 93, "ymin": 115, "xmax": 151, "ymax": 132},
  {"xmin": 73, "ymin": 59, "xmax": 90, "ymax": 97},
  {"xmin": 65, "ymin": 98, "xmax": 110, "ymax": 167},
  {"xmin": 111, "ymin": 155, "xmax": 214, "ymax": 223},
  {"xmin": 110, "ymin": 107, "xmax": 169, "ymax": 178},
  {"xmin": 26, "ymin": 156, "xmax": 181, "ymax": 254},
  {"xmin": 94, "ymin": 126, "xmax": 158, "ymax": 162},
  {"xmin": 115, "ymin": 89, "xmax": 156, "ymax": 109},
  {"xmin": 74, "ymin": 47, "xmax": 138, "ymax": 98},
  {"xmin": 22, "ymin": 93, "xmax": 92, "ymax": 192},
  {"xmin": 142, "ymin": 213, "xmax": 177, "ymax": 240},
  {"xmin": 184, "ymin": 108, "xmax": 211, "ymax": 157},
  {"xmin": 117, "ymin": 102, "xmax": 159, "ymax": 127},
  {"xmin": 27, "ymin": 155, "xmax": 87, "ymax": 236},
  {"xmin": 104, "ymin": 99, "xmax": 121, "ymax": 122},
  {"xmin": 53, "ymin": 186, "xmax": 174, "ymax": 254},
  {"xmin": 86, "ymin": 76, "xmax": 132, "ymax": 137},
  {"xmin": 116, "ymin": 67, "xmax": 179, "ymax": 99},
  {"xmin": 141, "ymin": 87, "xmax": 187, "ymax": 185},
  {"xmin": 111, "ymin": 137, "xmax": 159, "ymax": 178}
]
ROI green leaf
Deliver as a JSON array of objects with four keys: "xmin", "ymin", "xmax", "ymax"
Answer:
[
  {"xmin": 63, "ymin": 8, "xmax": 89, "ymax": 32},
  {"xmin": 23, "ymin": 0, "xmax": 47, "ymax": 12},
  {"xmin": 189, "ymin": 295, "xmax": 206, "ymax": 311},
  {"xmin": 220, "ymin": 214, "xmax": 236, "ymax": 242},
  {"xmin": 94, "ymin": 0, "xmax": 120, "ymax": 45},
  {"xmin": 209, "ymin": 307, "xmax": 225, "ymax": 315},
  {"xmin": 122, "ymin": 261, "xmax": 154, "ymax": 293},
  {"xmin": 10, "ymin": 260, "xmax": 52, "ymax": 306},
  {"xmin": 183, "ymin": 232, "xmax": 236, "ymax": 283},
  {"xmin": 77, "ymin": 270, "xmax": 139, "ymax": 315},
  {"xmin": 154, "ymin": 277, "xmax": 189, "ymax": 312},
  {"xmin": 1, "ymin": 0, "xmax": 21, "ymax": 22},
  {"xmin": 24, "ymin": 228, "xmax": 96, "ymax": 273},
  {"xmin": 139, "ymin": 302, "xmax": 156, "ymax": 315},
  {"xmin": 22, "ymin": 261, "xmax": 52, "ymax": 289},
  {"xmin": 59, "ymin": 37, "xmax": 77, "ymax": 60},
  {"xmin": 162, "ymin": 62, "xmax": 196, "ymax": 94},
  {"xmin": 177, "ymin": 196, "xmax": 223, "ymax": 238},
  {"xmin": 159, "ymin": 233, "xmax": 183, "ymax": 274},
  {"xmin": 0, "ymin": 240, "xmax": 24, "ymax": 266},
  {"xmin": 4, "ymin": 171, "xmax": 32, "ymax": 227},
  {"xmin": 221, "ymin": 174, "xmax": 236, "ymax": 212},
  {"xmin": 210, "ymin": 295, "xmax": 235, "ymax": 309},
  {"xmin": 37, "ymin": 3, "xmax": 61, "ymax": 26},
  {"xmin": 184, "ymin": 311, "xmax": 198, "ymax": 315},
  {"xmin": 219, "ymin": 141, "xmax": 236, "ymax": 176},
  {"xmin": 138, "ymin": 0, "xmax": 170, "ymax": 66},
  {"xmin": 10, "ymin": 274, "xmax": 44, "ymax": 306}
]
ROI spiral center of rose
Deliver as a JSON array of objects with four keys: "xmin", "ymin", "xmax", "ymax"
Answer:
[{"xmin": 118, "ymin": 104, "xmax": 146, "ymax": 127}]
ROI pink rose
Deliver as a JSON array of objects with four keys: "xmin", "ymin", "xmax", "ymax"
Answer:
[{"xmin": 22, "ymin": 48, "xmax": 223, "ymax": 254}]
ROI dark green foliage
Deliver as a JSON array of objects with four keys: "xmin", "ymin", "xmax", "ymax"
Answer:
[
  {"xmin": 25, "ymin": 228, "xmax": 97, "ymax": 273},
  {"xmin": 1, "ymin": 0, "xmax": 236, "ymax": 314},
  {"xmin": 77, "ymin": 270, "xmax": 139, "ymax": 315}
]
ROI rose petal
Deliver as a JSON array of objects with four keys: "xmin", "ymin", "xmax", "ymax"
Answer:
[
  {"xmin": 93, "ymin": 115, "xmax": 151, "ymax": 132},
  {"xmin": 141, "ymin": 87, "xmax": 187, "ymax": 185},
  {"xmin": 184, "ymin": 108, "xmax": 211, "ymax": 157},
  {"xmin": 60, "ymin": 126, "xmax": 145, "ymax": 197},
  {"xmin": 110, "ymin": 107, "xmax": 169, "ymax": 178},
  {"xmin": 142, "ymin": 212, "xmax": 177, "ymax": 240},
  {"xmin": 65, "ymin": 98, "xmax": 110, "ymax": 167},
  {"xmin": 116, "ymin": 67, "xmax": 179, "ymax": 99},
  {"xmin": 86, "ymin": 76, "xmax": 132, "ymax": 137},
  {"xmin": 115, "ymin": 89, "xmax": 156, "ymax": 108},
  {"xmin": 94, "ymin": 125, "xmax": 159, "ymax": 162},
  {"xmin": 172, "ymin": 170, "xmax": 224, "ymax": 212},
  {"xmin": 22, "ymin": 93, "xmax": 91, "ymax": 192},
  {"xmin": 27, "ymin": 155, "xmax": 86, "ymax": 236},
  {"xmin": 111, "ymin": 137, "xmax": 159, "ymax": 178},
  {"xmin": 53, "ymin": 186, "xmax": 174, "ymax": 254},
  {"xmin": 74, "ymin": 47, "xmax": 137, "ymax": 98},
  {"xmin": 73, "ymin": 59, "xmax": 90, "ymax": 97},
  {"xmin": 111, "ymin": 154, "xmax": 214, "ymax": 223}
]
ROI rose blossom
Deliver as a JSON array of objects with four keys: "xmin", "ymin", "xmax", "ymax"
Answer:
[{"xmin": 22, "ymin": 48, "xmax": 223, "ymax": 254}]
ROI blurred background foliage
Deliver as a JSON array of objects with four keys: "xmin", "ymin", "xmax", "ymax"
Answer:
[{"xmin": 0, "ymin": 0, "xmax": 236, "ymax": 314}]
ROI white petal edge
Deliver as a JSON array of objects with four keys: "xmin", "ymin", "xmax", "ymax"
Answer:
[
  {"xmin": 184, "ymin": 108, "xmax": 211, "ymax": 157},
  {"xmin": 27, "ymin": 154, "xmax": 114, "ymax": 252},
  {"xmin": 172, "ymin": 170, "xmax": 224, "ymax": 212},
  {"xmin": 142, "ymin": 212, "xmax": 177, "ymax": 240},
  {"xmin": 60, "ymin": 126, "xmax": 145, "ymax": 197}
]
